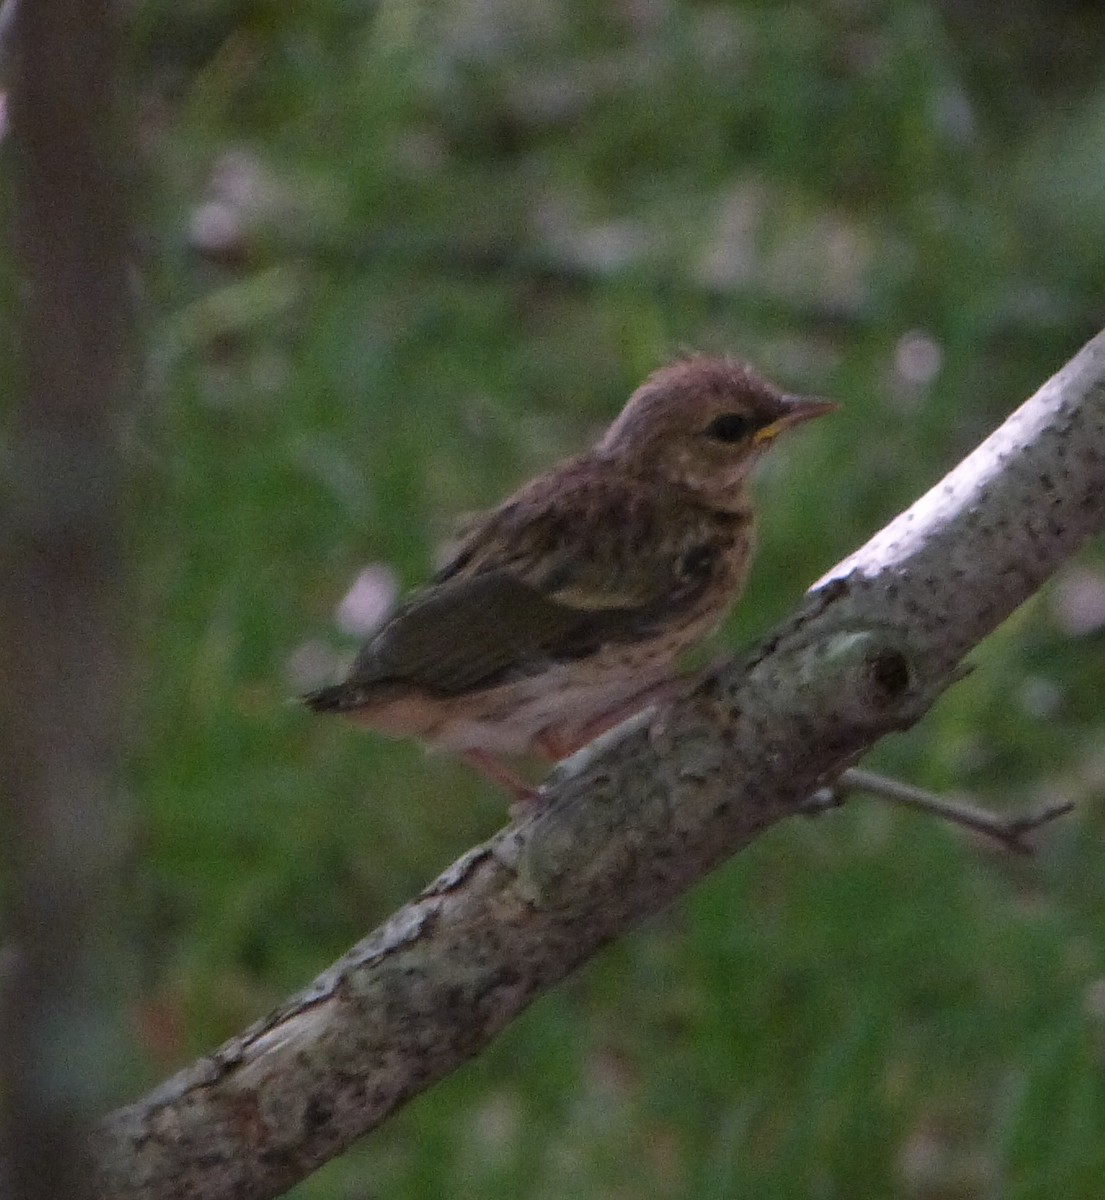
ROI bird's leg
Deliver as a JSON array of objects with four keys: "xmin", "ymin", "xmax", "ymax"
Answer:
[
  {"xmin": 460, "ymin": 749, "xmax": 542, "ymax": 818},
  {"xmin": 534, "ymin": 677, "xmax": 683, "ymax": 762}
]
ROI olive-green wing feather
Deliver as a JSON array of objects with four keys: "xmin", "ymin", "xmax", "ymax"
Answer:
[
  {"xmin": 345, "ymin": 570, "xmax": 623, "ymax": 696},
  {"xmin": 311, "ymin": 469, "xmax": 745, "ymax": 703}
]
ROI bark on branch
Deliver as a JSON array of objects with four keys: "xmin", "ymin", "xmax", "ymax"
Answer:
[{"xmin": 90, "ymin": 329, "xmax": 1105, "ymax": 1199}]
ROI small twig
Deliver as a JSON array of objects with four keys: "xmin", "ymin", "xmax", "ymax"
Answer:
[{"xmin": 803, "ymin": 767, "xmax": 1074, "ymax": 855}]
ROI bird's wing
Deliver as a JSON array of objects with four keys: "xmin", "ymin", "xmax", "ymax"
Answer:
[
  {"xmin": 437, "ymin": 468, "xmax": 719, "ymax": 605},
  {"xmin": 346, "ymin": 471, "xmax": 742, "ymax": 697}
]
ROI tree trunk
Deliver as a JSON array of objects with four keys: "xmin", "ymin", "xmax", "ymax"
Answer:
[{"xmin": 0, "ymin": 2, "xmax": 133, "ymax": 1197}]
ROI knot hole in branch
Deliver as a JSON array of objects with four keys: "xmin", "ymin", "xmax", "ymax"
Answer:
[{"xmin": 867, "ymin": 647, "xmax": 911, "ymax": 704}]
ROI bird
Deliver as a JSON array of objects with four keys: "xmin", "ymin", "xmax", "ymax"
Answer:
[{"xmin": 305, "ymin": 355, "xmax": 835, "ymax": 807}]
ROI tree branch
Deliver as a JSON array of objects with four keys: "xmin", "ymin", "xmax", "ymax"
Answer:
[{"xmin": 90, "ymin": 329, "xmax": 1105, "ymax": 1199}]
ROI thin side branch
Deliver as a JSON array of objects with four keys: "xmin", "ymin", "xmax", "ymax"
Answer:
[
  {"xmin": 91, "ymin": 328, "xmax": 1105, "ymax": 1200},
  {"xmin": 804, "ymin": 767, "xmax": 1074, "ymax": 856}
]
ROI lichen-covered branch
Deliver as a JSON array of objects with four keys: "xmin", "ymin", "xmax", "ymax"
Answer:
[{"xmin": 90, "ymin": 329, "xmax": 1105, "ymax": 1200}]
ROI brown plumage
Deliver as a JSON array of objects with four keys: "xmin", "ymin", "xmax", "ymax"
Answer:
[{"xmin": 305, "ymin": 355, "xmax": 834, "ymax": 802}]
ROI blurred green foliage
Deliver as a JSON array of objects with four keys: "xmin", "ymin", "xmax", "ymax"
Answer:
[{"xmin": 117, "ymin": 0, "xmax": 1105, "ymax": 1195}]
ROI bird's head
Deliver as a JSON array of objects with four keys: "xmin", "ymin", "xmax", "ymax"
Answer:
[{"xmin": 596, "ymin": 355, "xmax": 835, "ymax": 509}]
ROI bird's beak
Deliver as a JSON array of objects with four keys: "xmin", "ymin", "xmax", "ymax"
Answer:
[{"xmin": 753, "ymin": 394, "xmax": 838, "ymax": 445}]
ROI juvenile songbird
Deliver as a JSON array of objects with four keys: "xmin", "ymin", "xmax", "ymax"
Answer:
[{"xmin": 305, "ymin": 356, "xmax": 834, "ymax": 802}]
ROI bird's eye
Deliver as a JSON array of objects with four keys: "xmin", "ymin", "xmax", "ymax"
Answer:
[{"xmin": 704, "ymin": 412, "xmax": 755, "ymax": 443}]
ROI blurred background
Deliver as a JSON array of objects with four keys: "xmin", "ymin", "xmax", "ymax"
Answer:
[{"xmin": 119, "ymin": 0, "xmax": 1105, "ymax": 1195}]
